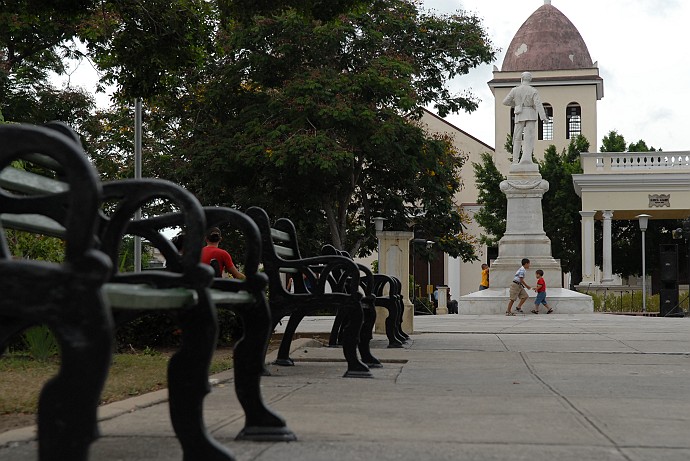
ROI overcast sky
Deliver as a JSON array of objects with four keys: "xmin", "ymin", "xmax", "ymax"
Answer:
[{"xmin": 422, "ymin": 0, "xmax": 690, "ymax": 152}]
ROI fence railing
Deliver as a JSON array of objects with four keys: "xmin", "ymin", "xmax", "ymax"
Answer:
[
  {"xmin": 586, "ymin": 288, "xmax": 689, "ymax": 315},
  {"xmin": 581, "ymin": 152, "xmax": 690, "ymax": 174}
]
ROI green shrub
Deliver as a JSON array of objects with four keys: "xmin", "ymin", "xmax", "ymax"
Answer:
[
  {"xmin": 115, "ymin": 313, "xmax": 181, "ymax": 350},
  {"xmin": 115, "ymin": 308, "xmax": 243, "ymax": 350},
  {"xmin": 217, "ymin": 309, "xmax": 243, "ymax": 346},
  {"xmin": 23, "ymin": 325, "xmax": 59, "ymax": 362},
  {"xmin": 591, "ymin": 291, "xmax": 689, "ymax": 313}
]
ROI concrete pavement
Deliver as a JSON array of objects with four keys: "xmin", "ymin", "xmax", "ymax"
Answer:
[{"xmin": 3, "ymin": 314, "xmax": 690, "ymax": 460}]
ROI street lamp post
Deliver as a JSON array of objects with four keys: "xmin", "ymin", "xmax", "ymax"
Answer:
[{"xmin": 636, "ymin": 214, "xmax": 651, "ymax": 313}]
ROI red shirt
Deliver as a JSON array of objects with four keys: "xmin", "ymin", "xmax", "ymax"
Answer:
[
  {"xmin": 201, "ymin": 246, "xmax": 234, "ymax": 275},
  {"xmin": 536, "ymin": 277, "xmax": 546, "ymax": 293}
]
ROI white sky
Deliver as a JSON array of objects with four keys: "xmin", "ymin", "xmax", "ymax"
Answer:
[
  {"xmin": 58, "ymin": 0, "xmax": 690, "ymax": 152},
  {"xmin": 422, "ymin": 0, "xmax": 690, "ymax": 152}
]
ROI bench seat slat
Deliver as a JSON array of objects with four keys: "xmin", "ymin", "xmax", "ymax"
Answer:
[
  {"xmin": 270, "ymin": 227, "xmax": 291, "ymax": 242},
  {"xmin": 209, "ymin": 289, "xmax": 256, "ymax": 305},
  {"xmin": 279, "ymin": 267, "xmax": 300, "ymax": 274},
  {"xmin": 103, "ymin": 284, "xmax": 195, "ymax": 309},
  {"xmin": 0, "ymin": 168, "xmax": 68, "ymax": 195},
  {"xmin": 0, "ymin": 213, "xmax": 65, "ymax": 237},
  {"xmin": 273, "ymin": 244, "xmax": 295, "ymax": 258},
  {"xmin": 103, "ymin": 284, "xmax": 257, "ymax": 310}
]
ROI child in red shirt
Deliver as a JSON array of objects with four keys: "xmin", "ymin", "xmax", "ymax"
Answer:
[{"xmin": 531, "ymin": 269, "xmax": 553, "ymax": 314}]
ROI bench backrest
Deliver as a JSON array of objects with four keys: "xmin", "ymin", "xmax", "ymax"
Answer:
[
  {"xmin": 245, "ymin": 207, "xmax": 305, "ymax": 292},
  {"xmin": 245, "ymin": 206, "xmax": 363, "ymax": 297},
  {"xmin": 99, "ymin": 178, "xmax": 212, "ymax": 290},
  {"xmin": 0, "ymin": 123, "xmax": 104, "ymax": 266}
]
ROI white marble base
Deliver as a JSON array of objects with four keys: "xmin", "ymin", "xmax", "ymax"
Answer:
[{"xmin": 457, "ymin": 287, "xmax": 594, "ymax": 314}]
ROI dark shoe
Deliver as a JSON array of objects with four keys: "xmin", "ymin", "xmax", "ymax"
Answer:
[
  {"xmin": 515, "ymin": 307, "xmax": 524, "ymax": 313},
  {"xmin": 531, "ymin": 309, "xmax": 539, "ymax": 314},
  {"xmin": 546, "ymin": 309, "xmax": 554, "ymax": 314},
  {"xmin": 505, "ymin": 311, "xmax": 515, "ymax": 316}
]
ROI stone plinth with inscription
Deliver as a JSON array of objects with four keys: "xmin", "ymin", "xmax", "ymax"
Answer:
[{"xmin": 459, "ymin": 162, "xmax": 593, "ymax": 314}]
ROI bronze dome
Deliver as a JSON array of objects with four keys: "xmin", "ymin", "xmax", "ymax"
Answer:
[{"xmin": 502, "ymin": 3, "xmax": 593, "ymax": 72}]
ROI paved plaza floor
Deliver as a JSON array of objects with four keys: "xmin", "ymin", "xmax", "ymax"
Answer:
[{"xmin": 2, "ymin": 314, "xmax": 690, "ymax": 460}]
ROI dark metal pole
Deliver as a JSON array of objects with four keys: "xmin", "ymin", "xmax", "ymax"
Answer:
[{"xmin": 134, "ymin": 98, "xmax": 142, "ymax": 272}]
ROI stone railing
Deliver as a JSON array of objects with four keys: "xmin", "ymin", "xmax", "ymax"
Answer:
[{"xmin": 581, "ymin": 152, "xmax": 690, "ymax": 174}]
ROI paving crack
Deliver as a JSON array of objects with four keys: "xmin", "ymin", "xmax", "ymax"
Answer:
[{"xmin": 519, "ymin": 352, "xmax": 634, "ymax": 461}]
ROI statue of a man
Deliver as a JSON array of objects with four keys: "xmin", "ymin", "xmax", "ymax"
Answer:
[{"xmin": 502, "ymin": 72, "xmax": 547, "ymax": 165}]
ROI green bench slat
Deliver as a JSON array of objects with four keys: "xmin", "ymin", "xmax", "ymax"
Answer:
[
  {"xmin": 0, "ymin": 168, "xmax": 68, "ymax": 195},
  {"xmin": 274, "ymin": 244, "xmax": 295, "ymax": 258},
  {"xmin": 0, "ymin": 213, "xmax": 66, "ymax": 237},
  {"xmin": 103, "ymin": 284, "xmax": 195, "ymax": 310},
  {"xmin": 279, "ymin": 267, "xmax": 300, "ymax": 274},
  {"xmin": 270, "ymin": 228, "xmax": 291, "ymax": 242},
  {"xmin": 209, "ymin": 289, "xmax": 255, "ymax": 304},
  {"xmin": 103, "ymin": 284, "xmax": 257, "ymax": 310}
]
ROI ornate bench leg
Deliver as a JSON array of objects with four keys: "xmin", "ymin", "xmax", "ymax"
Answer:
[
  {"xmin": 230, "ymin": 298, "xmax": 296, "ymax": 442},
  {"xmin": 395, "ymin": 297, "xmax": 410, "ymax": 341},
  {"xmin": 383, "ymin": 300, "xmax": 404, "ymax": 348},
  {"xmin": 357, "ymin": 298, "xmax": 382, "ymax": 368},
  {"xmin": 329, "ymin": 308, "xmax": 346, "ymax": 347},
  {"xmin": 168, "ymin": 295, "xmax": 235, "ymax": 461},
  {"xmin": 341, "ymin": 300, "xmax": 372, "ymax": 378},
  {"xmin": 39, "ymin": 293, "xmax": 113, "ymax": 461},
  {"xmin": 274, "ymin": 312, "xmax": 306, "ymax": 366}
]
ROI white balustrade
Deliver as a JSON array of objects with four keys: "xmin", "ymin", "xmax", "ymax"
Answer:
[{"xmin": 583, "ymin": 152, "xmax": 690, "ymax": 173}]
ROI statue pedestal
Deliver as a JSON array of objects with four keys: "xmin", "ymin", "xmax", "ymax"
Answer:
[
  {"xmin": 489, "ymin": 166, "xmax": 563, "ymax": 289},
  {"xmin": 457, "ymin": 287, "xmax": 594, "ymax": 314},
  {"xmin": 459, "ymin": 164, "xmax": 592, "ymax": 314}
]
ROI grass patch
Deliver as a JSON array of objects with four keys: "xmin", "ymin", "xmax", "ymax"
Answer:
[{"xmin": 0, "ymin": 348, "xmax": 234, "ymax": 416}]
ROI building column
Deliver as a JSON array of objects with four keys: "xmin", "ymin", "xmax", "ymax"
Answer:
[
  {"xmin": 602, "ymin": 210, "xmax": 614, "ymax": 283},
  {"xmin": 580, "ymin": 211, "xmax": 596, "ymax": 284}
]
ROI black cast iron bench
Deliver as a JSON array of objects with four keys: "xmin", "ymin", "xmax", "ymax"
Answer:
[
  {"xmin": 245, "ymin": 206, "xmax": 373, "ymax": 378},
  {"xmin": 0, "ymin": 123, "xmax": 115, "ymax": 461},
  {"xmin": 0, "ymin": 123, "xmax": 293, "ymax": 461},
  {"xmin": 321, "ymin": 245, "xmax": 409, "ymax": 349}
]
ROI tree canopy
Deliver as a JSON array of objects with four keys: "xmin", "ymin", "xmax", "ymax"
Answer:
[
  {"xmin": 539, "ymin": 135, "xmax": 589, "ymax": 285},
  {"xmin": 121, "ymin": 0, "xmax": 496, "ymax": 258},
  {"xmin": 2, "ymin": 0, "xmax": 497, "ymax": 261}
]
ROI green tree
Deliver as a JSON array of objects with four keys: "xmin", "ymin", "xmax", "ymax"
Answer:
[
  {"xmin": 472, "ymin": 152, "xmax": 506, "ymax": 247},
  {"xmin": 600, "ymin": 130, "xmax": 626, "ymax": 152},
  {"xmin": 0, "ymin": 1, "xmax": 96, "ymax": 78},
  {"xmin": 628, "ymin": 139, "xmax": 657, "ymax": 152},
  {"xmin": 82, "ymin": 0, "xmax": 215, "ymax": 101},
  {"xmin": 6, "ymin": 230, "xmax": 65, "ymax": 263},
  {"xmin": 0, "ymin": 1, "xmax": 99, "ymax": 127},
  {"xmin": 539, "ymin": 135, "xmax": 589, "ymax": 285},
  {"xmin": 162, "ymin": 0, "xmax": 495, "ymax": 259}
]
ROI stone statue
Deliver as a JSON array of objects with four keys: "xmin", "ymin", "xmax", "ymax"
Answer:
[{"xmin": 502, "ymin": 72, "xmax": 547, "ymax": 165}]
